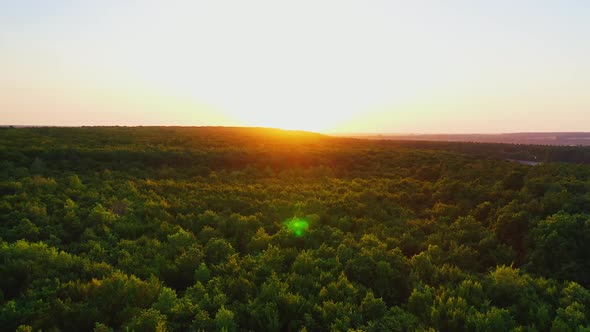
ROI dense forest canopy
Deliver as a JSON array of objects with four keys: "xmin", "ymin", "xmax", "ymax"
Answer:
[{"xmin": 1, "ymin": 126, "xmax": 590, "ymax": 331}]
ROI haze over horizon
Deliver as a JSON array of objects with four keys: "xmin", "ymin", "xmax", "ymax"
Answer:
[{"xmin": 2, "ymin": 1, "xmax": 589, "ymax": 133}]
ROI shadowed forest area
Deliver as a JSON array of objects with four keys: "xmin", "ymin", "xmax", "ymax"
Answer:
[{"xmin": 2, "ymin": 127, "xmax": 590, "ymax": 331}]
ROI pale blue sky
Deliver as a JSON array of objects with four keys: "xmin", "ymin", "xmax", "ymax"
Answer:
[{"xmin": 1, "ymin": 1, "xmax": 589, "ymax": 133}]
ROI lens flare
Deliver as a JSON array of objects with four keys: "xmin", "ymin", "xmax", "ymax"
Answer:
[{"xmin": 285, "ymin": 217, "xmax": 309, "ymax": 237}]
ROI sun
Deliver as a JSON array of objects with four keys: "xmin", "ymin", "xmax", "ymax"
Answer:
[{"xmin": 225, "ymin": 105, "xmax": 342, "ymax": 133}]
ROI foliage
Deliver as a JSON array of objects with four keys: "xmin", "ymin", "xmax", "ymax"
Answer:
[{"xmin": 1, "ymin": 126, "xmax": 590, "ymax": 331}]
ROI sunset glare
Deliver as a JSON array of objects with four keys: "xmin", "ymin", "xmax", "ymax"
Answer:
[{"xmin": 1, "ymin": 1, "xmax": 589, "ymax": 133}]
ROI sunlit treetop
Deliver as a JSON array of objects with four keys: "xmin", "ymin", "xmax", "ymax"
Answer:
[{"xmin": 285, "ymin": 217, "xmax": 310, "ymax": 237}]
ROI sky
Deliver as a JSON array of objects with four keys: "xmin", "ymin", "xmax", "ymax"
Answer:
[{"xmin": 1, "ymin": 0, "xmax": 589, "ymax": 133}]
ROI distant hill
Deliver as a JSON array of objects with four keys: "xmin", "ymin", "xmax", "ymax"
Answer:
[{"xmin": 339, "ymin": 132, "xmax": 590, "ymax": 146}]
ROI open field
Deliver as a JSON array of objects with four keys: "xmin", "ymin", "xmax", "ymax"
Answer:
[{"xmin": 339, "ymin": 132, "xmax": 590, "ymax": 146}]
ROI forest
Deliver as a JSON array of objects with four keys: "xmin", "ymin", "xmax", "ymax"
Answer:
[{"xmin": 1, "ymin": 126, "xmax": 590, "ymax": 331}]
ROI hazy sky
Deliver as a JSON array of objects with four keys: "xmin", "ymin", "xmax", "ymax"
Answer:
[{"xmin": 1, "ymin": 1, "xmax": 589, "ymax": 133}]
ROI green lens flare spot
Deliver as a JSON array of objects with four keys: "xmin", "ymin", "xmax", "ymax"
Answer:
[{"xmin": 285, "ymin": 217, "xmax": 309, "ymax": 237}]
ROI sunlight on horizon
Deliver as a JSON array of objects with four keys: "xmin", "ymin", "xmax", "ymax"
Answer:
[{"xmin": 1, "ymin": 1, "xmax": 589, "ymax": 133}]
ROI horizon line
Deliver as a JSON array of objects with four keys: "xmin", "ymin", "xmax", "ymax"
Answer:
[{"xmin": 2, "ymin": 124, "xmax": 590, "ymax": 136}]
